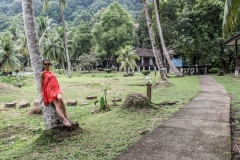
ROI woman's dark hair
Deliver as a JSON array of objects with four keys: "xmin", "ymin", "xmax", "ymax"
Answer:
[{"xmin": 42, "ymin": 59, "xmax": 51, "ymax": 71}]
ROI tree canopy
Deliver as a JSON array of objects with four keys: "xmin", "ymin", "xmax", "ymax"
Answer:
[{"xmin": 92, "ymin": 1, "xmax": 134, "ymax": 64}]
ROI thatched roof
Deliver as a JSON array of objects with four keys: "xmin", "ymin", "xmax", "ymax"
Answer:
[{"xmin": 135, "ymin": 48, "xmax": 175, "ymax": 57}]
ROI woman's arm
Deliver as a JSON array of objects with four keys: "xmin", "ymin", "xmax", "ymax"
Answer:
[{"xmin": 40, "ymin": 72, "xmax": 44, "ymax": 93}]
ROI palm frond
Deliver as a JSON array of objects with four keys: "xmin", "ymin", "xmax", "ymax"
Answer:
[
  {"xmin": 223, "ymin": 0, "xmax": 240, "ymax": 37},
  {"xmin": 43, "ymin": 0, "xmax": 50, "ymax": 11}
]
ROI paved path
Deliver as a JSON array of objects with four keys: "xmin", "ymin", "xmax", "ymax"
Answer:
[{"xmin": 115, "ymin": 76, "xmax": 231, "ymax": 160}]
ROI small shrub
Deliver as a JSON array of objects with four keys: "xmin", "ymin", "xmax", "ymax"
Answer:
[
  {"xmin": 217, "ymin": 70, "xmax": 225, "ymax": 76},
  {"xmin": 97, "ymin": 68, "xmax": 104, "ymax": 71},
  {"xmin": 104, "ymin": 69, "xmax": 113, "ymax": 73},
  {"xmin": 209, "ymin": 68, "xmax": 219, "ymax": 73},
  {"xmin": 0, "ymin": 75, "xmax": 28, "ymax": 86},
  {"xmin": 25, "ymin": 67, "xmax": 33, "ymax": 72},
  {"xmin": 128, "ymin": 72, "xmax": 134, "ymax": 76},
  {"xmin": 56, "ymin": 69, "xmax": 63, "ymax": 75},
  {"xmin": 199, "ymin": 68, "xmax": 205, "ymax": 74},
  {"xmin": 141, "ymin": 70, "xmax": 151, "ymax": 76},
  {"xmin": 105, "ymin": 75, "xmax": 114, "ymax": 78}
]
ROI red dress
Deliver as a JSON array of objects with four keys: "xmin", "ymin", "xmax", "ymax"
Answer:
[{"xmin": 42, "ymin": 71, "xmax": 62, "ymax": 106}]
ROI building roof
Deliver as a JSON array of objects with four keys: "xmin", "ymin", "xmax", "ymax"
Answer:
[
  {"xmin": 135, "ymin": 48, "xmax": 175, "ymax": 57},
  {"xmin": 222, "ymin": 33, "xmax": 240, "ymax": 46}
]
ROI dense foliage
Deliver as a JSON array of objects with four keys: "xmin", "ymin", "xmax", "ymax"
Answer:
[
  {"xmin": 0, "ymin": 0, "xmax": 142, "ymax": 31},
  {"xmin": 92, "ymin": 1, "xmax": 134, "ymax": 66},
  {"xmin": 0, "ymin": 0, "xmax": 239, "ymax": 73}
]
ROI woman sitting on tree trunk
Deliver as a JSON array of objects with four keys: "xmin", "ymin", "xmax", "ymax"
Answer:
[{"xmin": 40, "ymin": 59, "xmax": 71, "ymax": 127}]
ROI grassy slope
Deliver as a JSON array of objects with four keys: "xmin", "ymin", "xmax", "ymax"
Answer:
[
  {"xmin": 212, "ymin": 74, "xmax": 240, "ymax": 159},
  {"xmin": 0, "ymin": 72, "xmax": 200, "ymax": 160}
]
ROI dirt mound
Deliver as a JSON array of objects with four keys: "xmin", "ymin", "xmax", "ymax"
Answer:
[
  {"xmin": 122, "ymin": 93, "xmax": 154, "ymax": 109},
  {"xmin": 27, "ymin": 106, "xmax": 42, "ymax": 115},
  {"xmin": 152, "ymin": 80, "xmax": 172, "ymax": 89},
  {"xmin": 0, "ymin": 83, "xmax": 17, "ymax": 95}
]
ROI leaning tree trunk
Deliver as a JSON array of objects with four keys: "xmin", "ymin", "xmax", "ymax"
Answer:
[
  {"xmin": 153, "ymin": 0, "xmax": 183, "ymax": 77},
  {"xmin": 59, "ymin": 0, "xmax": 71, "ymax": 78},
  {"xmin": 142, "ymin": 0, "xmax": 167, "ymax": 81},
  {"xmin": 22, "ymin": 0, "xmax": 62, "ymax": 130}
]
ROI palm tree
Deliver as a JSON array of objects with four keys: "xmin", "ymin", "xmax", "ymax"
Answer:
[
  {"xmin": 116, "ymin": 46, "xmax": 140, "ymax": 74},
  {"xmin": 153, "ymin": 0, "xmax": 183, "ymax": 77},
  {"xmin": 222, "ymin": 0, "xmax": 240, "ymax": 37},
  {"xmin": 142, "ymin": 0, "xmax": 167, "ymax": 81},
  {"xmin": 17, "ymin": 34, "xmax": 30, "ymax": 67},
  {"xmin": 22, "ymin": 0, "xmax": 62, "ymax": 130},
  {"xmin": 0, "ymin": 34, "xmax": 23, "ymax": 72},
  {"xmin": 41, "ymin": 32, "xmax": 66, "ymax": 71},
  {"xmin": 36, "ymin": 15, "xmax": 57, "ymax": 47},
  {"xmin": 43, "ymin": 0, "xmax": 72, "ymax": 78}
]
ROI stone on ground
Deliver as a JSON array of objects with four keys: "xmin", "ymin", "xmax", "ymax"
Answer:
[
  {"xmin": 66, "ymin": 99, "xmax": 77, "ymax": 106},
  {"xmin": 5, "ymin": 103, "xmax": 16, "ymax": 108}
]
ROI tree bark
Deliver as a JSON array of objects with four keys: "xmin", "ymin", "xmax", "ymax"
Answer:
[
  {"xmin": 142, "ymin": 0, "xmax": 167, "ymax": 81},
  {"xmin": 153, "ymin": 0, "xmax": 183, "ymax": 77},
  {"xmin": 22, "ymin": 0, "xmax": 61, "ymax": 130},
  {"xmin": 59, "ymin": 0, "xmax": 71, "ymax": 78}
]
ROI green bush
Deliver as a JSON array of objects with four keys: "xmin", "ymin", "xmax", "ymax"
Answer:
[
  {"xmin": 56, "ymin": 69, "xmax": 63, "ymax": 75},
  {"xmin": 0, "ymin": 75, "xmax": 28, "ymax": 86},
  {"xmin": 199, "ymin": 68, "xmax": 205, "ymax": 74},
  {"xmin": 141, "ymin": 70, "xmax": 151, "ymax": 76},
  {"xmin": 208, "ymin": 68, "xmax": 219, "ymax": 73},
  {"xmin": 104, "ymin": 69, "xmax": 113, "ymax": 73},
  {"xmin": 25, "ymin": 67, "xmax": 33, "ymax": 72},
  {"xmin": 97, "ymin": 68, "xmax": 104, "ymax": 71},
  {"xmin": 217, "ymin": 70, "xmax": 225, "ymax": 76}
]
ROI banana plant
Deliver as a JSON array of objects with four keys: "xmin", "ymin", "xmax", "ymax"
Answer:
[{"xmin": 92, "ymin": 82, "xmax": 111, "ymax": 110}]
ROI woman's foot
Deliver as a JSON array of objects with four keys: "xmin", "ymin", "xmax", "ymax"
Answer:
[{"xmin": 63, "ymin": 119, "xmax": 71, "ymax": 127}]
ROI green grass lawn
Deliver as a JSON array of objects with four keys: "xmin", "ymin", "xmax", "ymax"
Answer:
[
  {"xmin": 212, "ymin": 74, "xmax": 240, "ymax": 160},
  {"xmin": 0, "ymin": 71, "xmax": 200, "ymax": 160}
]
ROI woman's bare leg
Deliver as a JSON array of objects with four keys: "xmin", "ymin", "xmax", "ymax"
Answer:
[
  {"xmin": 57, "ymin": 94, "xmax": 69, "ymax": 120},
  {"xmin": 53, "ymin": 99, "xmax": 71, "ymax": 127}
]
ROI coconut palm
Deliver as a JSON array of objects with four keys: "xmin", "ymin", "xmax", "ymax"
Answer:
[
  {"xmin": 153, "ymin": 0, "xmax": 183, "ymax": 77},
  {"xmin": 41, "ymin": 32, "xmax": 66, "ymax": 71},
  {"xmin": 22, "ymin": 0, "xmax": 63, "ymax": 130},
  {"xmin": 142, "ymin": 0, "xmax": 167, "ymax": 81},
  {"xmin": 17, "ymin": 34, "xmax": 30, "ymax": 67},
  {"xmin": 223, "ymin": 0, "xmax": 240, "ymax": 37},
  {"xmin": 36, "ymin": 15, "xmax": 57, "ymax": 47},
  {"xmin": 0, "ymin": 34, "xmax": 23, "ymax": 72},
  {"xmin": 116, "ymin": 45, "xmax": 140, "ymax": 74},
  {"xmin": 43, "ymin": 0, "xmax": 72, "ymax": 78}
]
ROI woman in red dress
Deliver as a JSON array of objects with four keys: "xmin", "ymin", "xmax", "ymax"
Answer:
[{"xmin": 40, "ymin": 59, "xmax": 71, "ymax": 127}]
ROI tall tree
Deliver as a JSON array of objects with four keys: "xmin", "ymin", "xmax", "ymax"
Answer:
[
  {"xmin": 222, "ymin": 0, "xmax": 240, "ymax": 37},
  {"xmin": 92, "ymin": 1, "xmax": 134, "ymax": 67},
  {"xmin": 153, "ymin": 0, "xmax": 183, "ymax": 77},
  {"xmin": 72, "ymin": 21, "xmax": 92, "ymax": 60},
  {"xmin": 43, "ymin": 0, "xmax": 72, "ymax": 78},
  {"xmin": 142, "ymin": 0, "xmax": 167, "ymax": 81},
  {"xmin": 22, "ymin": 0, "xmax": 62, "ymax": 130}
]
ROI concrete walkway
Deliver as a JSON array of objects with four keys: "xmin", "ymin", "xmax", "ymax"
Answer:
[{"xmin": 115, "ymin": 76, "xmax": 231, "ymax": 160}]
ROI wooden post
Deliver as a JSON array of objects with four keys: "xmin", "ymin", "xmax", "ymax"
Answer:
[{"xmin": 146, "ymin": 83, "xmax": 152, "ymax": 100}]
